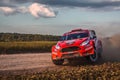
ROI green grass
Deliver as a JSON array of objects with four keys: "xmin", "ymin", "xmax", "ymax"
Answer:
[
  {"xmin": 0, "ymin": 62, "xmax": 120, "ymax": 80},
  {"xmin": 0, "ymin": 41, "xmax": 57, "ymax": 54}
]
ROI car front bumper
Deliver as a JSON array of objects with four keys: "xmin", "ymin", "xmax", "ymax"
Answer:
[{"xmin": 52, "ymin": 45, "xmax": 94, "ymax": 60}]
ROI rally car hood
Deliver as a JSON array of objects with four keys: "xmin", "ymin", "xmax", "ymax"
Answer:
[{"xmin": 57, "ymin": 37, "xmax": 88, "ymax": 48}]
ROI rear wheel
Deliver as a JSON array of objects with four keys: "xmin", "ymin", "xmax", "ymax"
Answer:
[{"xmin": 52, "ymin": 59, "xmax": 64, "ymax": 65}]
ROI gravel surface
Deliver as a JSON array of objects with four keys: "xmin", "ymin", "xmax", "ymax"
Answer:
[{"xmin": 0, "ymin": 53, "xmax": 55, "ymax": 71}]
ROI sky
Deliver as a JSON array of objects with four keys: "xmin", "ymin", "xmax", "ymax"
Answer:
[{"xmin": 0, "ymin": 0, "xmax": 120, "ymax": 37}]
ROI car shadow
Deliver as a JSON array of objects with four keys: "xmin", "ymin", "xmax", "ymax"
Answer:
[{"xmin": 62, "ymin": 56, "xmax": 120, "ymax": 66}]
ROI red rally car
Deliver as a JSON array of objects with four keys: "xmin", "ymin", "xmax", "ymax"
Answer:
[{"xmin": 51, "ymin": 29, "xmax": 103, "ymax": 65}]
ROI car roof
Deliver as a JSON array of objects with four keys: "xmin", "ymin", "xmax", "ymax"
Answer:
[{"xmin": 63, "ymin": 29, "xmax": 89, "ymax": 36}]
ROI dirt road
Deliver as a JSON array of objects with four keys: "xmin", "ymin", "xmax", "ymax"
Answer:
[
  {"xmin": 0, "ymin": 49, "xmax": 120, "ymax": 71},
  {"xmin": 0, "ymin": 53, "xmax": 55, "ymax": 71}
]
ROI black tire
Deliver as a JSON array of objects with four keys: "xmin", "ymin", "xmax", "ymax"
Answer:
[
  {"xmin": 52, "ymin": 59, "xmax": 64, "ymax": 65},
  {"xmin": 98, "ymin": 47, "xmax": 103, "ymax": 58},
  {"xmin": 86, "ymin": 50, "xmax": 98, "ymax": 63},
  {"xmin": 67, "ymin": 58, "xmax": 73, "ymax": 64}
]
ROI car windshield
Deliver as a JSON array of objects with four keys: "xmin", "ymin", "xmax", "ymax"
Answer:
[{"xmin": 60, "ymin": 32, "xmax": 88, "ymax": 41}]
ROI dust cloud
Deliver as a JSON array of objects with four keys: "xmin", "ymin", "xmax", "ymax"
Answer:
[{"xmin": 102, "ymin": 34, "xmax": 120, "ymax": 62}]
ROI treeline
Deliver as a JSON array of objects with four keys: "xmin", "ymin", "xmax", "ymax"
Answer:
[{"xmin": 0, "ymin": 33, "xmax": 60, "ymax": 42}]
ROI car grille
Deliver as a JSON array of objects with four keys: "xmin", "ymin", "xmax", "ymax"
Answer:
[
  {"xmin": 62, "ymin": 53, "xmax": 80, "ymax": 58},
  {"xmin": 61, "ymin": 46, "xmax": 80, "ymax": 53}
]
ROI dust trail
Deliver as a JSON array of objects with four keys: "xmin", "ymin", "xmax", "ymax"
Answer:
[{"xmin": 102, "ymin": 34, "xmax": 120, "ymax": 62}]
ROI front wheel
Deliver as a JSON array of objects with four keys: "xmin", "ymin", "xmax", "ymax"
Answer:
[
  {"xmin": 52, "ymin": 59, "xmax": 64, "ymax": 65},
  {"xmin": 86, "ymin": 50, "xmax": 98, "ymax": 63}
]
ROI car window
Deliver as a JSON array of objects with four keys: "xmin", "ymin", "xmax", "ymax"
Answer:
[{"xmin": 60, "ymin": 32, "xmax": 88, "ymax": 41}]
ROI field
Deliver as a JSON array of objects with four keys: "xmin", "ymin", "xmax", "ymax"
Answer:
[{"xmin": 0, "ymin": 41, "xmax": 56, "ymax": 54}]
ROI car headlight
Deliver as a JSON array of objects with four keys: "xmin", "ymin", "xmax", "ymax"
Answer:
[
  {"xmin": 55, "ymin": 44, "xmax": 60, "ymax": 49},
  {"xmin": 81, "ymin": 40, "xmax": 89, "ymax": 46}
]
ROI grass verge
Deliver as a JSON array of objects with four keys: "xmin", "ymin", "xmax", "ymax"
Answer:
[{"xmin": 0, "ymin": 41, "xmax": 56, "ymax": 54}]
